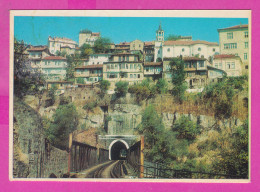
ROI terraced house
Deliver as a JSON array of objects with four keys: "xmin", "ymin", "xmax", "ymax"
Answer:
[{"xmin": 103, "ymin": 53, "xmax": 143, "ymax": 89}]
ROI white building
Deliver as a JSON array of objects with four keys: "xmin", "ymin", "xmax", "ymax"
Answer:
[
  {"xmin": 85, "ymin": 53, "xmax": 111, "ymax": 65},
  {"xmin": 48, "ymin": 36, "xmax": 77, "ymax": 55},
  {"xmin": 41, "ymin": 56, "xmax": 67, "ymax": 81},
  {"xmin": 153, "ymin": 24, "xmax": 219, "ymax": 62}
]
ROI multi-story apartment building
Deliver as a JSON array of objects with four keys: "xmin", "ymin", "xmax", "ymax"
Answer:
[
  {"xmin": 103, "ymin": 53, "xmax": 143, "ymax": 89},
  {"xmin": 48, "ymin": 36, "xmax": 77, "ymax": 55},
  {"xmin": 79, "ymin": 29, "xmax": 100, "ymax": 47},
  {"xmin": 218, "ymin": 24, "xmax": 249, "ymax": 73},
  {"xmin": 213, "ymin": 54, "xmax": 242, "ymax": 77},
  {"xmin": 41, "ymin": 56, "xmax": 67, "ymax": 81},
  {"xmin": 27, "ymin": 46, "xmax": 51, "ymax": 72},
  {"xmin": 143, "ymin": 62, "xmax": 163, "ymax": 80},
  {"xmin": 75, "ymin": 64, "xmax": 103, "ymax": 84}
]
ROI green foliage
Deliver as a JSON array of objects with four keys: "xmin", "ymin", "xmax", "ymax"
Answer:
[
  {"xmin": 14, "ymin": 38, "xmax": 44, "ymax": 98},
  {"xmin": 46, "ymin": 103, "xmax": 79, "ymax": 150},
  {"xmin": 99, "ymin": 80, "xmax": 110, "ymax": 93},
  {"xmin": 166, "ymin": 34, "xmax": 182, "ymax": 41},
  {"xmin": 76, "ymin": 77, "xmax": 85, "ymax": 84},
  {"xmin": 212, "ymin": 119, "xmax": 248, "ymax": 178},
  {"xmin": 115, "ymin": 81, "xmax": 128, "ymax": 97},
  {"xmin": 83, "ymin": 101, "xmax": 98, "ymax": 111},
  {"xmin": 156, "ymin": 78, "xmax": 168, "ymax": 94},
  {"xmin": 156, "ymin": 57, "xmax": 162, "ymax": 62},
  {"xmin": 128, "ymin": 79, "xmax": 157, "ymax": 103},
  {"xmin": 80, "ymin": 43, "xmax": 93, "ymax": 58},
  {"xmin": 93, "ymin": 37, "xmax": 112, "ymax": 53},
  {"xmin": 47, "ymin": 85, "xmax": 58, "ymax": 105},
  {"xmin": 172, "ymin": 116, "xmax": 200, "ymax": 141},
  {"xmin": 66, "ymin": 54, "xmax": 83, "ymax": 81},
  {"xmin": 170, "ymin": 57, "xmax": 187, "ymax": 102}
]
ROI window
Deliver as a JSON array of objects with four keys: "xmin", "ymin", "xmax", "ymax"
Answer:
[
  {"xmin": 138, "ymin": 74, "xmax": 140, "ymax": 78},
  {"xmin": 244, "ymin": 53, "xmax": 248, "ymax": 60},
  {"xmin": 245, "ymin": 42, "xmax": 248, "ymax": 48},
  {"xmin": 127, "ymin": 56, "xmax": 129, "ymax": 61},
  {"xmin": 146, "ymin": 68, "xmax": 149, "ymax": 72},
  {"xmin": 107, "ymin": 65, "xmax": 110, "ymax": 70},
  {"xmin": 158, "ymin": 50, "xmax": 160, "ymax": 54},
  {"xmin": 130, "ymin": 64, "xmax": 133, "ymax": 69},
  {"xmin": 122, "ymin": 64, "xmax": 125, "ymax": 69},
  {"xmin": 134, "ymin": 64, "xmax": 137, "ymax": 69},
  {"xmin": 244, "ymin": 31, "xmax": 248, "ymax": 38},
  {"xmin": 227, "ymin": 32, "xmax": 233, "ymax": 39},
  {"xmin": 231, "ymin": 62, "xmax": 235, "ymax": 69},
  {"xmin": 224, "ymin": 43, "xmax": 237, "ymax": 49},
  {"xmin": 245, "ymin": 65, "xmax": 248, "ymax": 69},
  {"xmin": 199, "ymin": 61, "xmax": 204, "ymax": 67},
  {"xmin": 134, "ymin": 74, "xmax": 137, "ymax": 78},
  {"xmin": 130, "ymin": 74, "xmax": 133, "ymax": 78},
  {"xmin": 198, "ymin": 47, "xmax": 201, "ymax": 51},
  {"xmin": 227, "ymin": 63, "xmax": 231, "ymax": 69},
  {"xmin": 167, "ymin": 48, "xmax": 170, "ymax": 52},
  {"xmin": 182, "ymin": 48, "xmax": 185, "ymax": 52}
]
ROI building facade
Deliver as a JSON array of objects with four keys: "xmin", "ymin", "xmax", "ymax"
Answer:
[
  {"xmin": 213, "ymin": 54, "xmax": 243, "ymax": 77},
  {"xmin": 218, "ymin": 24, "xmax": 249, "ymax": 72},
  {"xmin": 41, "ymin": 56, "xmax": 67, "ymax": 81},
  {"xmin": 103, "ymin": 53, "xmax": 143, "ymax": 89},
  {"xmin": 75, "ymin": 65, "xmax": 103, "ymax": 84},
  {"xmin": 85, "ymin": 53, "xmax": 111, "ymax": 65},
  {"xmin": 48, "ymin": 36, "xmax": 77, "ymax": 55},
  {"xmin": 130, "ymin": 39, "xmax": 144, "ymax": 52},
  {"xmin": 27, "ymin": 46, "xmax": 51, "ymax": 73},
  {"xmin": 143, "ymin": 62, "xmax": 163, "ymax": 80},
  {"xmin": 79, "ymin": 29, "xmax": 100, "ymax": 47}
]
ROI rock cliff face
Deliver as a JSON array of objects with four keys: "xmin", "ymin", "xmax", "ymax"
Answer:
[
  {"xmin": 107, "ymin": 104, "xmax": 142, "ymax": 135},
  {"xmin": 13, "ymin": 97, "xmax": 68, "ymax": 178}
]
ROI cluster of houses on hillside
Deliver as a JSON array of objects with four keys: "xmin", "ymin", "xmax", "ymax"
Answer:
[{"xmin": 24, "ymin": 23, "xmax": 249, "ymax": 93}]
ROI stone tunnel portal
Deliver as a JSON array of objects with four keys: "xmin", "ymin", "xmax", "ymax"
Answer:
[{"xmin": 109, "ymin": 139, "xmax": 129, "ymax": 160}]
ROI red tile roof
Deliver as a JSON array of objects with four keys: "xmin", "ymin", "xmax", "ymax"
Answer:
[
  {"xmin": 214, "ymin": 54, "xmax": 237, "ymax": 59},
  {"xmin": 219, "ymin": 24, "xmax": 248, "ymax": 30},
  {"xmin": 117, "ymin": 42, "xmax": 130, "ymax": 46},
  {"xmin": 144, "ymin": 41, "xmax": 155, "ymax": 46},
  {"xmin": 27, "ymin": 46, "xmax": 48, "ymax": 52},
  {"xmin": 43, "ymin": 56, "xmax": 66, "ymax": 60},
  {"xmin": 92, "ymin": 32, "xmax": 100, "ymax": 36},
  {"xmin": 75, "ymin": 64, "xmax": 103, "ymax": 69},
  {"xmin": 164, "ymin": 40, "xmax": 218, "ymax": 46},
  {"xmin": 144, "ymin": 62, "xmax": 162, "ymax": 66}
]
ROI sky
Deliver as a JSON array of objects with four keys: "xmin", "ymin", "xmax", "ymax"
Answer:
[{"xmin": 14, "ymin": 17, "xmax": 248, "ymax": 46}]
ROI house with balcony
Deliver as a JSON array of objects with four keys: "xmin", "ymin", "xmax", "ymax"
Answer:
[
  {"xmin": 74, "ymin": 64, "xmax": 103, "ymax": 84},
  {"xmin": 207, "ymin": 65, "xmax": 227, "ymax": 83},
  {"xmin": 103, "ymin": 53, "xmax": 143, "ymax": 89},
  {"xmin": 143, "ymin": 62, "xmax": 163, "ymax": 80},
  {"xmin": 40, "ymin": 56, "xmax": 67, "ymax": 81},
  {"xmin": 183, "ymin": 57, "xmax": 208, "ymax": 90},
  {"xmin": 85, "ymin": 53, "xmax": 111, "ymax": 65}
]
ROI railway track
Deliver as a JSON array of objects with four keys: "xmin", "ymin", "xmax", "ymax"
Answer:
[{"xmin": 86, "ymin": 160, "xmax": 126, "ymax": 178}]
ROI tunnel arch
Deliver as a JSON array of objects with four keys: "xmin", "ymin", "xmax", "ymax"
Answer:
[{"xmin": 109, "ymin": 139, "xmax": 129, "ymax": 160}]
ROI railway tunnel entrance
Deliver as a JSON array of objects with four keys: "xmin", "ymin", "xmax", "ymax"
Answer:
[{"xmin": 109, "ymin": 139, "xmax": 129, "ymax": 160}]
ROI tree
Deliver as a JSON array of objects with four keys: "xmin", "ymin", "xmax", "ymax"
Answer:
[
  {"xmin": 156, "ymin": 57, "xmax": 162, "ymax": 62},
  {"xmin": 99, "ymin": 80, "xmax": 110, "ymax": 93},
  {"xmin": 46, "ymin": 103, "xmax": 79, "ymax": 150},
  {"xmin": 115, "ymin": 81, "xmax": 128, "ymax": 97},
  {"xmin": 93, "ymin": 37, "xmax": 112, "ymax": 53},
  {"xmin": 47, "ymin": 84, "xmax": 58, "ymax": 106},
  {"xmin": 14, "ymin": 38, "xmax": 44, "ymax": 98},
  {"xmin": 80, "ymin": 43, "xmax": 93, "ymax": 58},
  {"xmin": 76, "ymin": 77, "xmax": 85, "ymax": 84},
  {"xmin": 172, "ymin": 115, "xmax": 200, "ymax": 141},
  {"xmin": 156, "ymin": 78, "xmax": 168, "ymax": 94},
  {"xmin": 66, "ymin": 54, "xmax": 83, "ymax": 82},
  {"xmin": 170, "ymin": 57, "xmax": 187, "ymax": 102},
  {"xmin": 137, "ymin": 105, "xmax": 176, "ymax": 163},
  {"xmin": 166, "ymin": 34, "xmax": 182, "ymax": 41}
]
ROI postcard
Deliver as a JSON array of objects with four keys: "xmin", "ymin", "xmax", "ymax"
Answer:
[{"xmin": 10, "ymin": 10, "xmax": 251, "ymax": 183}]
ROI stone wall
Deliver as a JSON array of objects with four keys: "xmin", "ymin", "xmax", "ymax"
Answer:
[{"xmin": 13, "ymin": 97, "xmax": 68, "ymax": 178}]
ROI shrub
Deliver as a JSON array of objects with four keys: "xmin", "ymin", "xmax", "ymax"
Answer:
[
  {"xmin": 83, "ymin": 101, "xmax": 98, "ymax": 111},
  {"xmin": 115, "ymin": 81, "xmax": 128, "ymax": 97}
]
